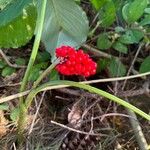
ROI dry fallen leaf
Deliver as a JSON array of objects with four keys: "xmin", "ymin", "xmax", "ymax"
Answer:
[
  {"xmin": 68, "ymin": 101, "xmax": 82, "ymax": 128},
  {"xmin": 0, "ymin": 110, "xmax": 8, "ymax": 138}
]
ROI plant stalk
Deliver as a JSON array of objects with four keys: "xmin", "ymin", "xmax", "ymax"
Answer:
[
  {"xmin": 33, "ymin": 59, "xmax": 60, "ymax": 88},
  {"xmin": 20, "ymin": 0, "xmax": 47, "ymax": 93},
  {"xmin": 25, "ymin": 80, "xmax": 150, "ymax": 121},
  {"xmin": 17, "ymin": 0, "xmax": 47, "ymax": 144}
]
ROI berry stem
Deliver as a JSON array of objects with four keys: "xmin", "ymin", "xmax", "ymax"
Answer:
[{"xmin": 33, "ymin": 59, "xmax": 60, "ymax": 88}]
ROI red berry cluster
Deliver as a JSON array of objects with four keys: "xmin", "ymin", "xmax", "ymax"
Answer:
[{"xmin": 55, "ymin": 46, "xmax": 97, "ymax": 77}]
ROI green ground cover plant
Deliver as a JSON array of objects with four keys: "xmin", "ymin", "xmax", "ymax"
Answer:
[{"xmin": 0, "ymin": 0, "xmax": 150, "ymax": 149}]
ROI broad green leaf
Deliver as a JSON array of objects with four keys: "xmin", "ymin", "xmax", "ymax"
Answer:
[
  {"xmin": 10, "ymin": 107, "xmax": 19, "ymax": 121},
  {"xmin": 139, "ymin": 56, "xmax": 150, "ymax": 73},
  {"xmin": 113, "ymin": 41, "xmax": 128, "ymax": 54},
  {"xmin": 119, "ymin": 29, "xmax": 144, "ymax": 44},
  {"xmin": 144, "ymin": 8, "xmax": 150, "ymax": 14},
  {"xmin": 139, "ymin": 14, "xmax": 150, "ymax": 26},
  {"xmin": 0, "ymin": 0, "xmax": 13, "ymax": 10},
  {"xmin": 40, "ymin": 0, "xmax": 89, "ymax": 58},
  {"xmin": 0, "ymin": 103, "xmax": 9, "ymax": 110},
  {"xmin": 0, "ymin": 0, "xmax": 33, "ymax": 26},
  {"xmin": 108, "ymin": 58, "xmax": 126, "ymax": 77},
  {"xmin": 1, "ymin": 66, "xmax": 15, "ymax": 77},
  {"xmin": 0, "ymin": 5, "xmax": 37, "ymax": 48},
  {"xmin": 90, "ymin": 0, "xmax": 108, "ymax": 10},
  {"xmin": 122, "ymin": 0, "xmax": 148, "ymax": 23},
  {"xmin": 15, "ymin": 58, "xmax": 26, "ymax": 65},
  {"xmin": 97, "ymin": 33, "xmax": 112, "ymax": 49},
  {"xmin": 99, "ymin": 1, "xmax": 116, "ymax": 27}
]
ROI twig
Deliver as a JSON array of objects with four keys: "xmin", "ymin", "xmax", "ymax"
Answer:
[
  {"xmin": 0, "ymin": 71, "xmax": 150, "ymax": 103},
  {"xmin": 121, "ymin": 42, "xmax": 149, "ymax": 150},
  {"xmin": 0, "ymin": 49, "xmax": 26, "ymax": 68},
  {"xmin": 122, "ymin": 43, "xmax": 143, "ymax": 89},
  {"xmin": 92, "ymin": 113, "xmax": 137, "ymax": 122},
  {"xmin": 28, "ymin": 91, "xmax": 46, "ymax": 135},
  {"xmin": 0, "ymin": 82, "xmax": 21, "ymax": 88},
  {"xmin": 126, "ymin": 99, "xmax": 149, "ymax": 150},
  {"xmin": 82, "ymin": 44, "xmax": 112, "ymax": 59},
  {"xmin": 12, "ymin": 143, "xmax": 17, "ymax": 150},
  {"xmin": 51, "ymin": 120, "xmax": 104, "ymax": 136}
]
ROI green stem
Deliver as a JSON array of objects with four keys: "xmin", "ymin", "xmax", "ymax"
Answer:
[
  {"xmin": 25, "ymin": 80, "xmax": 150, "ymax": 121},
  {"xmin": 17, "ymin": 0, "xmax": 47, "ymax": 144},
  {"xmin": 33, "ymin": 59, "xmax": 60, "ymax": 89},
  {"xmin": 20, "ymin": 0, "xmax": 47, "ymax": 93}
]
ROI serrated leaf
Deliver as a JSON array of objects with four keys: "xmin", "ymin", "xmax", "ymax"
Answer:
[
  {"xmin": 99, "ymin": 1, "xmax": 116, "ymax": 27},
  {"xmin": 97, "ymin": 33, "xmax": 112, "ymax": 49},
  {"xmin": 0, "ymin": 5, "xmax": 37, "ymax": 48},
  {"xmin": 0, "ymin": 103, "xmax": 9, "ymax": 110},
  {"xmin": 113, "ymin": 41, "xmax": 128, "ymax": 54},
  {"xmin": 0, "ymin": 0, "xmax": 33, "ymax": 26},
  {"xmin": 139, "ymin": 56, "xmax": 150, "ymax": 73},
  {"xmin": 139, "ymin": 14, "xmax": 150, "ymax": 26},
  {"xmin": 108, "ymin": 58, "xmax": 126, "ymax": 77},
  {"xmin": 15, "ymin": 58, "xmax": 26, "ymax": 65},
  {"xmin": 119, "ymin": 29, "xmax": 144, "ymax": 44},
  {"xmin": 90, "ymin": 0, "xmax": 108, "ymax": 10},
  {"xmin": 122, "ymin": 0, "xmax": 148, "ymax": 23},
  {"xmin": 1, "ymin": 66, "xmax": 15, "ymax": 77},
  {"xmin": 40, "ymin": 0, "xmax": 89, "ymax": 58},
  {"xmin": 10, "ymin": 107, "xmax": 19, "ymax": 121}
]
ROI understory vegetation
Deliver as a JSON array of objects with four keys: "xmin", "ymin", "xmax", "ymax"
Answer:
[{"xmin": 0, "ymin": 0, "xmax": 150, "ymax": 149}]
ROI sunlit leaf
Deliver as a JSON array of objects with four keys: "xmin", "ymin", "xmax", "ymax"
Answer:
[
  {"xmin": 99, "ymin": 1, "xmax": 116, "ymax": 27},
  {"xmin": 90, "ymin": 0, "xmax": 108, "ymax": 10},
  {"xmin": 122, "ymin": 0, "xmax": 148, "ymax": 23},
  {"xmin": 0, "ymin": 0, "xmax": 33, "ymax": 26},
  {"xmin": 39, "ymin": 0, "xmax": 89, "ymax": 59},
  {"xmin": 0, "ymin": 5, "xmax": 37, "ymax": 48}
]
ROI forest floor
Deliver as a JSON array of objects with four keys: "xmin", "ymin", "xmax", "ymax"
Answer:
[{"xmin": 0, "ymin": 1, "xmax": 150, "ymax": 150}]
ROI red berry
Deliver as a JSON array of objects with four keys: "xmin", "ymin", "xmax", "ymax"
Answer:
[{"xmin": 55, "ymin": 46, "xmax": 97, "ymax": 77}]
